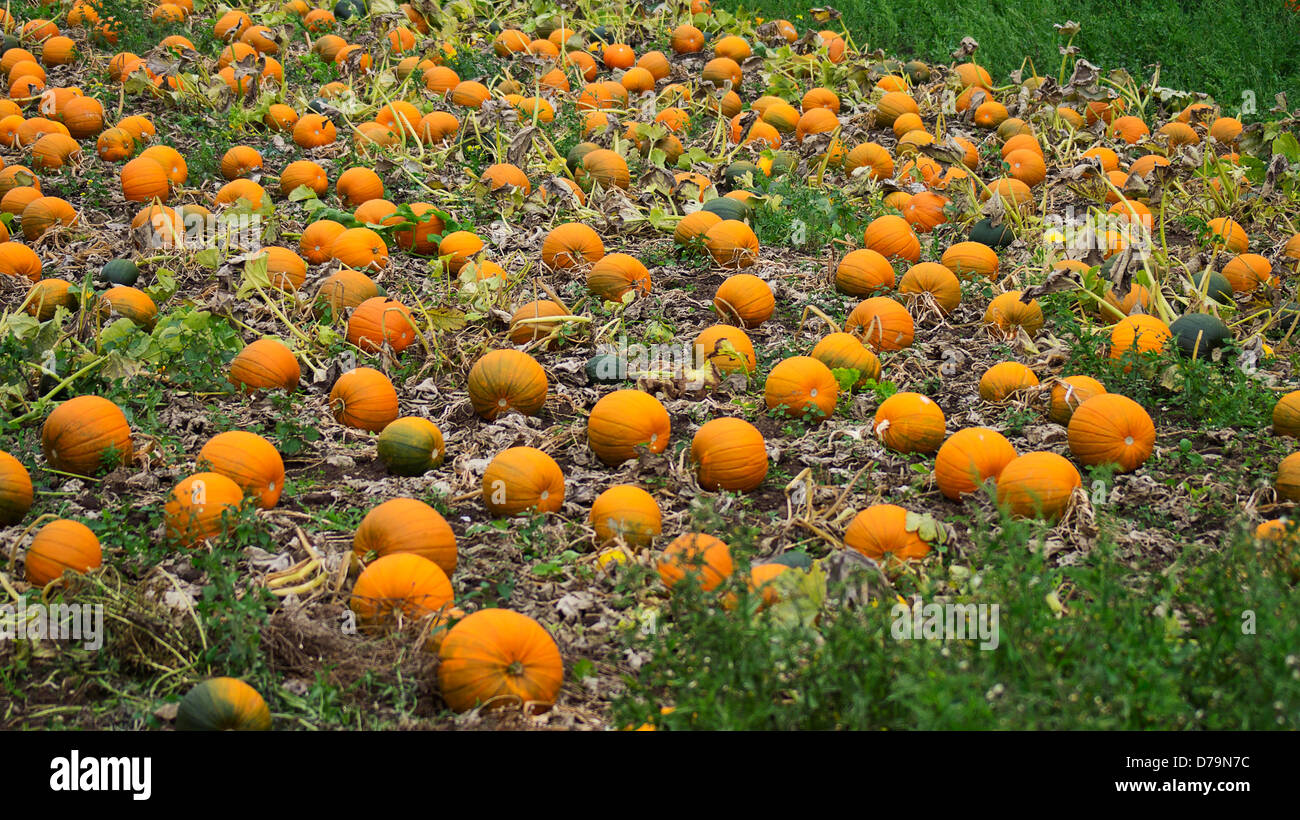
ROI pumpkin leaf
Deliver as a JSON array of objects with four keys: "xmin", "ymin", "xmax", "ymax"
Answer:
[
  {"xmin": 766, "ymin": 561, "xmax": 826, "ymax": 628},
  {"xmin": 193, "ymin": 247, "xmax": 223, "ymax": 269},
  {"xmin": 424, "ymin": 306, "xmax": 468, "ymax": 332},
  {"xmin": 145, "ymin": 268, "xmax": 178, "ymax": 303},
  {"xmin": 905, "ymin": 511, "xmax": 946, "ymax": 545},
  {"xmin": 236, "ymin": 251, "xmax": 271, "ymax": 298},
  {"xmin": 831, "ymin": 366, "xmax": 860, "ymax": 393}
]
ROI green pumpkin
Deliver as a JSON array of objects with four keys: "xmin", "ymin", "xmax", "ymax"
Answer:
[
  {"xmin": 904, "ymin": 60, "xmax": 932, "ymax": 83},
  {"xmin": 101, "ymin": 258, "xmax": 139, "ymax": 286},
  {"xmin": 1169, "ymin": 313, "xmax": 1231, "ymax": 359},
  {"xmin": 176, "ymin": 678, "xmax": 271, "ymax": 731},
  {"xmin": 1195, "ymin": 270, "xmax": 1233, "ymax": 305},
  {"xmin": 566, "ymin": 141, "xmax": 602, "ymax": 173},
  {"xmin": 376, "ymin": 417, "xmax": 445, "ymax": 476},
  {"xmin": 723, "ymin": 161, "xmax": 762, "ymax": 190},
  {"xmin": 333, "ymin": 0, "xmax": 366, "ymax": 20},
  {"xmin": 701, "ymin": 196, "xmax": 752, "ymax": 222},
  {"xmin": 586, "ymin": 353, "xmax": 625, "ymax": 385},
  {"xmin": 970, "ymin": 218, "xmax": 1015, "ymax": 247},
  {"xmin": 766, "ymin": 150, "xmax": 798, "ymax": 177},
  {"xmin": 766, "ymin": 552, "xmax": 813, "ymax": 570}
]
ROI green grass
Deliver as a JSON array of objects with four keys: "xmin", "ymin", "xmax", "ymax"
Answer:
[{"xmin": 721, "ymin": 0, "xmax": 1300, "ymax": 118}]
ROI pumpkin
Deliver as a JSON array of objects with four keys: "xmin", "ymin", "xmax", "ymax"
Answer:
[
  {"xmin": 481, "ymin": 447, "xmax": 565, "ymax": 516},
  {"xmin": 674, "ymin": 210, "xmax": 722, "ymax": 246},
  {"xmin": 139, "ymin": 145, "xmax": 187, "ymax": 186},
  {"xmin": 1206, "ymin": 217, "xmax": 1248, "ymax": 253},
  {"xmin": 95, "ymin": 127, "xmax": 134, "ymax": 161},
  {"xmin": 330, "ymin": 227, "xmax": 388, "ymax": 271},
  {"xmin": 941, "ymin": 242, "xmax": 999, "ymax": 280},
  {"xmin": 354, "ymin": 497, "xmax": 457, "ymax": 575},
  {"xmin": 0, "ymin": 241, "xmax": 42, "ymax": 281},
  {"xmin": 694, "ymin": 324, "xmax": 756, "ymax": 374},
  {"xmin": 713, "ymin": 273, "xmax": 773, "ymax": 327},
  {"xmin": 764, "ymin": 356, "xmax": 839, "ymax": 422},
  {"xmin": 810, "ymin": 333, "xmax": 881, "ymax": 388},
  {"xmin": 198, "ymin": 431, "xmax": 284, "ymax": 509},
  {"xmin": 704, "ymin": 220, "xmax": 759, "ymax": 269},
  {"xmin": 280, "ymin": 160, "xmax": 327, "ymax": 197},
  {"xmin": 1049, "ymin": 376, "xmax": 1107, "ymax": 425},
  {"xmin": 347, "ymin": 297, "xmax": 417, "ymax": 354},
  {"xmin": 587, "ymin": 390, "xmax": 671, "ymax": 465},
  {"xmin": 844, "ymin": 504, "xmax": 931, "ymax": 561},
  {"xmin": 176, "ymin": 678, "xmax": 271, "ymax": 731},
  {"xmin": 590, "ymin": 485, "xmax": 661, "ymax": 546},
  {"xmin": 1108, "ymin": 315, "xmax": 1171, "ymax": 362},
  {"xmin": 934, "ymin": 427, "xmax": 1018, "ymax": 500},
  {"xmin": 42, "ymin": 395, "xmax": 132, "ymax": 476},
  {"xmin": 1277, "ymin": 453, "xmax": 1300, "ymax": 501},
  {"xmin": 1220, "ymin": 254, "xmax": 1272, "ymax": 293},
  {"xmin": 292, "ymin": 113, "xmax": 336, "ymax": 148},
  {"xmin": 1169, "ymin": 313, "xmax": 1231, "ymax": 360},
  {"xmin": 24, "ymin": 518, "xmax": 101, "ymax": 587},
  {"xmin": 165, "ymin": 472, "xmax": 244, "ymax": 547},
  {"xmin": 899, "ymin": 262, "xmax": 961, "ymax": 314},
  {"xmin": 0, "ymin": 449, "xmax": 33, "ymax": 525},
  {"xmin": 875, "ymin": 91, "xmax": 919, "ymax": 126},
  {"xmin": 336, "ymin": 166, "xmax": 384, "ymax": 207},
  {"xmin": 259, "ymin": 247, "xmax": 307, "ymax": 292},
  {"xmin": 377, "ymin": 417, "xmax": 445, "ymax": 475},
  {"xmin": 845, "ymin": 296, "xmax": 914, "ymax": 351},
  {"xmin": 508, "ymin": 300, "xmax": 568, "ymax": 348},
  {"xmin": 996, "ymin": 452, "xmax": 1082, "ymax": 521},
  {"xmin": 863, "ymin": 215, "xmax": 920, "ymax": 262},
  {"xmin": 691, "ymin": 418, "xmax": 768, "ymax": 492},
  {"xmin": 25, "ymin": 278, "xmax": 76, "ymax": 320},
  {"xmin": 315, "ymin": 268, "xmax": 379, "ymax": 317},
  {"xmin": 120, "ymin": 156, "xmax": 169, "ymax": 202},
  {"xmin": 541, "ymin": 222, "xmax": 604, "ymax": 270},
  {"xmin": 657, "ymin": 533, "xmax": 733, "ymax": 591},
  {"xmin": 834, "ymin": 249, "xmax": 895, "ymax": 296},
  {"xmin": 1066, "ymin": 394, "xmax": 1155, "ymax": 472},
  {"xmin": 983, "ymin": 291, "xmax": 1045, "ymax": 336},
  {"xmin": 978, "ymin": 362, "xmax": 1040, "ymax": 403},
  {"xmin": 438, "ymin": 608, "xmax": 564, "ymax": 713},
  {"xmin": 874, "ymin": 392, "xmax": 945, "ymax": 454},
  {"xmin": 329, "ymin": 367, "xmax": 399, "ymax": 432},
  {"xmin": 351, "ymin": 552, "xmax": 453, "ymax": 626},
  {"xmin": 587, "ymin": 253, "xmax": 650, "ymax": 301},
  {"xmin": 1273, "ymin": 391, "xmax": 1300, "ymax": 438},
  {"xmin": 844, "ymin": 142, "xmax": 894, "ymax": 180},
  {"xmin": 438, "ymin": 230, "xmax": 484, "ymax": 273},
  {"xmin": 299, "ymin": 219, "xmax": 346, "ymax": 264},
  {"xmin": 467, "ymin": 349, "xmax": 548, "ymax": 419}
]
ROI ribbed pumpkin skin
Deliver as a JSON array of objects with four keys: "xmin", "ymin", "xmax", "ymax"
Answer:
[
  {"xmin": 899, "ymin": 262, "xmax": 961, "ymax": 313},
  {"xmin": 844, "ymin": 504, "xmax": 930, "ymax": 561},
  {"xmin": 864, "ymin": 215, "xmax": 920, "ymax": 262},
  {"xmin": 590, "ymin": 485, "xmax": 661, "ymax": 546},
  {"xmin": 314, "ymin": 268, "xmax": 378, "ymax": 316},
  {"xmin": 1066, "ymin": 394, "xmax": 1155, "ymax": 472},
  {"xmin": 25, "ymin": 519, "xmax": 101, "ymax": 587},
  {"xmin": 300, "ymin": 219, "xmax": 347, "ymax": 265},
  {"xmin": 941, "ymin": 241, "xmax": 999, "ymax": 280},
  {"xmin": 97, "ymin": 286, "xmax": 158, "ymax": 329},
  {"xmin": 120, "ymin": 156, "xmax": 169, "ymax": 201},
  {"xmin": 0, "ymin": 450, "xmax": 33, "ymax": 525},
  {"xmin": 176, "ymin": 678, "xmax": 271, "ymax": 731},
  {"xmin": 481, "ymin": 447, "xmax": 565, "ymax": 516},
  {"xmin": 377, "ymin": 417, "xmax": 445, "ymax": 475},
  {"xmin": 846, "ymin": 297, "xmax": 914, "ymax": 351},
  {"xmin": 165, "ymin": 472, "xmax": 245, "ymax": 548},
  {"xmin": 657, "ymin": 533, "xmax": 733, "ymax": 591},
  {"xmin": 587, "ymin": 390, "xmax": 671, "ymax": 465},
  {"xmin": 876, "ymin": 92, "xmax": 919, "ymax": 126},
  {"xmin": 694, "ymin": 324, "xmax": 756, "ymax": 374},
  {"xmin": 508, "ymin": 300, "xmax": 568, "ymax": 347},
  {"xmin": 330, "ymin": 227, "xmax": 389, "ymax": 271},
  {"xmin": 587, "ymin": 253, "xmax": 650, "ymax": 300},
  {"xmin": 874, "ymin": 392, "xmax": 945, "ymax": 454},
  {"xmin": 541, "ymin": 223, "xmax": 604, "ymax": 270},
  {"xmin": 978, "ymin": 362, "xmax": 1040, "ymax": 403},
  {"xmin": 41, "ymin": 396, "xmax": 133, "ymax": 476},
  {"xmin": 1277, "ymin": 453, "xmax": 1300, "ymax": 502},
  {"xmin": 810, "ymin": 333, "xmax": 881, "ymax": 388},
  {"xmin": 347, "ymin": 297, "xmax": 417, "ymax": 354},
  {"xmin": 467, "ymin": 349, "xmax": 548, "ymax": 420},
  {"xmin": 691, "ymin": 417, "xmax": 768, "ymax": 492},
  {"xmin": 1274, "ymin": 391, "xmax": 1300, "ymax": 438},
  {"xmin": 996, "ymin": 452, "xmax": 1082, "ymax": 521},
  {"xmin": 713, "ymin": 273, "xmax": 773, "ymax": 327},
  {"xmin": 438, "ymin": 608, "xmax": 564, "ymax": 713},
  {"xmin": 704, "ymin": 219, "xmax": 759, "ymax": 269},
  {"xmin": 350, "ymin": 552, "xmax": 453, "ymax": 625},
  {"xmin": 330, "ymin": 367, "xmax": 399, "ymax": 433},
  {"xmin": 983, "ymin": 291, "xmax": 1045, "ymax": 336},
  {"xmin": 835, "ymin": 248, "xmax": 895, "ymax": 296},
  {"xmin": 674, "ymin": 210, "xmax": 721, "ymax": 245},
  {"xmin": 198, "ymin": 431, "xmax": 284, "ymax": 508},
  {"xmin": 764, "ymin": 356, "xmax": 839, "ymax": 421},
  {"xmin": 934, "ymin": 427, "xmax": 1018, "ymax": 500},
  {"xmin": 1049, "ymin": 376, "xmax": 1107, "ymax": 425},
  {"xmin": 1108, "ymin": 315, "xmax": 1171, "ymax": 361},
  {"xmin": 228, "ymin": 338, "xmax": 300, "ymax": 392},
  {"xmin": 844, "ymin": 142, "xmax": 894, "ymax": 180},
  {"xmin": 354, "ymin": 497, "xmax": 458, "ymax": 575}
]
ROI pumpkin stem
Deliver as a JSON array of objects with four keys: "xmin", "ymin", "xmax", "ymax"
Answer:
[{"xmin": 506, "ymin": 660, "xmax": 525, "ymax": 677}]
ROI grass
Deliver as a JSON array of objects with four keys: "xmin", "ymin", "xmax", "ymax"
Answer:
[{"xmin": 721, "ymin": 0, "xmax": 1300, "ymax": 118}]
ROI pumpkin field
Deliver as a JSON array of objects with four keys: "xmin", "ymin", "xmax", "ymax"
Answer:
[{"xmin": 0, "ymin": 0, "xmax": 1299, "ymax": 732}]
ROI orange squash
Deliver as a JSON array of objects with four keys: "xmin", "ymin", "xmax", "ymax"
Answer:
[
  {"xmin": 996, "ymin": 452, "xmax": 1082, "ymax": 521},
  {"xmin": 481, "ymin": 447, "xmax": 565, "ymax": 516},
  {"xmin": 590, "ymin": 485, "xmax": 662, "ymax": 546},
  {"xmin": 691, "ymin": 418, "xmax": 768, "ymax": 492},
  {"xmin": 351, "ymin": 552, "xmax": 453, "ymax": 626},
  {"xmin": 347, "ymin": 297, "xmax": 417, "ymax": 354},
  {"xmin": 704, "ymin": 220, "xmax": 759, "ymax": 269},
  {"xmin": 694, "ymin": 324, "xmax": 756, "ymax": 374},
  {"xmin": 845, "ymin": 297, "xmax": 914, "ymax": 351},
  {"xmin": 354, "ymin": 497, "xmax": 457, "ymax": 576},
  {"xmin": 934, "ymin": 427, "xmax": 1018, "ymax": 500},
  {"xmin": 844, "ymin": 504, "xmax": 931, "ymax": 562},
  {"xmin": 198, "ymin": 431, "xmax": 284, "ymax": 509},
  {"xmin": 657, "ymin": 533, "xmax": 733, "ymax": 591},
  {"xmin": 25, "ymin": 519, "xmax": 101, "ymax": 587},
  {"xmin": 587, "ymin": 254, "xmax": 650, "ymax": 301},
  {"xmin": 713, "ymin": 273, "xmax": 774, "ymax": 327},
  {"xmin": 165, "ymin": 472, "xmax": 245, "ymax": 547},
  {"xmin": 835, "ymin": 249, "xmax": 895, "ymax": 296},
  {"xmin": 330, "ymin": 227, "xmax": 389, "ymax": 271},
  {"xmin": 1066, "ymin": 394, "xmax": 1155, "ymax": 472},
  {"xmin": 764, "ymin": 356, "xmax": 839, "ymax": 422},
  {"xmin": 1108, "ymin": 315, "xmax": 1171, "ymax": 362},
  {"xmin": 983, "ymin": 291, "xmax": 1045, "ymax": 337},
  {"xmin": 438, "ymin": 608, "xmax": 564, "ymax": 713},
  {"xmin": 329, "ymin": 367, "xmax": 399, "ymax": 432},
  {"xmin": 587, "ymin": 390, "xmax": 671, "ymax": 466},
  {"xmin": 809, "ymin": 333, "xmax": 881, "ymax": 388},
  {"xmin": 467, "ymin": 349, "xmax": 548, "ymax": 420},
  {"xmin": 874, "ymin": 392, "xmax": 945, "ymax": 454},
  {"xmin": 377, "ymin": 417, "xmax": 445, "ymax": 475},
  {"xmin": 978, "ymin": 362, "xmax": 1040, "ymax": 403},
  {"xmin": 1049, "ymin": 376, "xmax": 1107, "ymax": 425},
  {"xmin": 41, "ymin": 396, "xmax": 132, "ymax": 476},
  {"xmin": 228, "ymin": 338, "xmax": 299, "ymax": 393},
  {"xmin": 899, "ymin": 262, "xmax": 961, "ymax": 314},
  {"xmin": 941, "ymin": 242, "xmax": 999, "ymax": 280},
  {"xmin": 0, "ymin": 450, "xmax": 33, "ymax": 525},
  {"xmin": 541, "ymin": 222, "xmax": 604, "ymax": 271}
]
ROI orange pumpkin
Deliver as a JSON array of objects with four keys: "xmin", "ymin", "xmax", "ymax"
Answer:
[
  {"xmin": 467, "ymin": 349, "xmax": 548, "ymax": 420},
  {"xmin": 165, "ymin": 472, "xmax": 245, "ymax": 547},
  {"xmin": 1108, "ymin": 315, "xmax": 1171, "ymax": 362},
  {"xmin": 508, "ymin": 300, "xmax": 568, "ymax": 348},
  {"xmin": 198, "ymin": 431, "xmax": 284, "ymax": 509},
  {"xmin": 874, "ymin": 392, "xmax": 945, "ymax": 454},
  {"xmin": 835, "ymin": 249, "xmax": 895, "ymax": 296},
  {"xmin": 228, "ymin": 338, "xmax": 299, "ymax": 392},
  {"xmin": 934, "ymin": 427, "xmax": 1019, "ymax": 500},
  {"xmin": 941, "ymin": 242, "xmax": 999, "ymax": 280},
  {"xmin": 863, "ymin": 215, "xmax": 920, "ymax": 262},
  {"xmin": 899, "ymin": 262, "xmax": 961, "ymax": 314},
  {"xmin": 541, "ymin": 222, "xmax": 604, "ymax": 271},
  {"xmin": 587, "ymin": 254, "xmax": 651, "ymax": 301},
  {"xmin": 481, "ymin": 447, "xmax": 565, "ymax": 516},
  {"xmin": 704, "ymin": 220, "xmax": 759, "ymax": 269},
  {"xmin": 978, "ymin": 362, "xmax": 1040, "ymax": 403},
  {"xmin": 996, "ymin": 452, "xmax": 1082, "ymax": 521},
  {"xmin": 347, "ymin": 297, "xmax": 417, "ymax": 354},
  {"xmin": 1066, "ymin": 394, "xmax": 1155, "ymax": 472},
  {"xmin": 1273, "ymin": 391, "xmax": 1300, "ymax": 438},
  {"xmin": 1049, "ymin": 376, "xmax": 1107, "ymax": 425},
  {"xmin": 0, "ymin": 450, "xmax": 33, "ymax": 525},
  {"xmin": 25, "ymin": 519, "xmax": 101, "ymax": 587},
  {"xmin": 590, "ymin": 485, "xmax": 662, "ymax": 546},
  {"xmin": 983, "ymin": 291, "xmax": 1045, "ymax": 337},
  {"xmin": 350, "ymin": 552, "xmax": 453, "ymax": 626},
  {"xmin": 315, "ymin": 268, "xmax": 379, "ymax": 317},
  {"xmin": 587, "ymin": 390, "xmax": 671, "ymax": 466},
  {"xmin": 694, "ymin": 324, "xmax": 756, "ymax": 374},
  {"xmin": 764, "ymin": 356, "xmax": 839, "ymax": 422},
  {"xmin": 329, "ymin": 367, "xmax": 399, "ymax": 432},
  {"xmin": 713, "ymin": 273, "xmax": 774, "ymax": 327},
  {"xmin": 845, "ymin": 297, "xmax": 914, "ymax": 351},
  {"xmin": 810, "ymin": 333, "xmax": 881, "ymax": 388},
  {"xmin": 330, "ymin": 227, "xmax": 389, "ymax": 271},
  {"xmin": 657, "ymin": 533, "xmax": 733, "ymax": 591},
  {"xmin": 691, "ymin": 418, "xmax": 768, "ymax": 492},
  {"xmin": 844, "ymin": 504, "xmax": 931, "ymax": 562},
  {"xmin": 354, "ymin": 497, "xmax": 457, "ymax": 575},
  {"xmin": 438, "ymin": 608, "xmax": 564, "ymax": 713},
  {"xmin": 41, "ymin": 396, "xmax": 132, "ymax": 476}
]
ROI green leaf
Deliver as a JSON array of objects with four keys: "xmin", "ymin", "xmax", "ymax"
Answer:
[
  {"xmin": 831, "ymin": 366, "xmax": 860, "ymax": 392},
  {"xmin": 236, "ymin": 252, "xmax": 271, "ymax": 298},
  {"xmin": 145, "ymin": 268, "xmax": 178, "ymax": 303},
  {"xmin": 194, "ymin": 248, "xmax": 223, "ymax": 268},
  {"xmin": 424, "ymin": 306, "xmax": 468, "ymax": 332},
  {"xmin": 288, "ymin": 184, "xmax": 320, "ymax": 203},
  {"xmin": 1272, "ymin": 132, "xmax": 1300, "ymax": 164}
]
